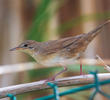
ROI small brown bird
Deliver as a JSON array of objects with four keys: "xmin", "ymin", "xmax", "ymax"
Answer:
[{"xmin": 10, "ymin": 20, "xmax": 110, "ymax": 81}]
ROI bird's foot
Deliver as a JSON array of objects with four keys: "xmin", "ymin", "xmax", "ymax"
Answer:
[
  {"xmin": 80, "ymin": 60, "xmax": 85, "ymax": 75},
  {"xmin": 45, "ymin": 76, "xmax": 56, "ymax": 82}
]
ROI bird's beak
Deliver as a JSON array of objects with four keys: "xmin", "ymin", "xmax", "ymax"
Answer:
[{"xmin": 9, "ymin": 47, "xmax": 20, "ymax": 51}]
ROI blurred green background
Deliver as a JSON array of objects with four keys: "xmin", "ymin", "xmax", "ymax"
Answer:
[{"xmin": 0, "ymin": 0, "xmax": 110, "ymax": 100}]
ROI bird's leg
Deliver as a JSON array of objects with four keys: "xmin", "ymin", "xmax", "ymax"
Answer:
[
  {"xmin": 54, "ymin": 65, "xmax": 67, "ymax": 79},
  {"xmin": 80, "ymin": 58, "xmax": 83, "ymax": 75},
  {"xmin": 45, "ymin": 65, "xmax": 67, "ymax": 82}
]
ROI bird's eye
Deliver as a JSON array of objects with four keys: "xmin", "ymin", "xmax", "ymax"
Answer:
[{"xmin": 23, "ymin": 44, "xmax": 28, "ymax": 47}]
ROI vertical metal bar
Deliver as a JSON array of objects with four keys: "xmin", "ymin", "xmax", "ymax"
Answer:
[{"xmin": 47, "ymin": 82, "xmax": 59, "ymax": 100}]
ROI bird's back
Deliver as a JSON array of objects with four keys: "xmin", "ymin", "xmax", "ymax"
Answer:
[{"xmin": 33, "ymin": 20, "xmax": 110, "ymax": 66}]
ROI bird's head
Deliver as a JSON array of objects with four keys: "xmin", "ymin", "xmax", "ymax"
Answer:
[{"xmin": 10, "ymin": 40, "xmax": 38, "ymax": 54}]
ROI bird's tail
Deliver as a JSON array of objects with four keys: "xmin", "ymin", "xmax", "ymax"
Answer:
[{"xmin": 85, "ymin": 20, "xmax": 110, "ymax": 42}]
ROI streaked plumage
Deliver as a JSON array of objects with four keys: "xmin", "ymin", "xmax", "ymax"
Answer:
[{"xmin": 10, "ymin": 20, "xmax": 110, "ymax": 80}]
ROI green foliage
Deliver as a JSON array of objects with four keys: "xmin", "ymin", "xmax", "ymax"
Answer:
[
  {"xmin": 27, "ymin": 0, "xmax": 110, "ymax": 41},
  {"xmin": 27, "ymin": 0, "xmax": 52, "ymax": 41},
  {"xmin": 58, "ymin": 11, "xmax": 110, "ymax": 34},
  {"xmin": 27, "ymin": 0, "xmax": 61, "ymax": 42}
]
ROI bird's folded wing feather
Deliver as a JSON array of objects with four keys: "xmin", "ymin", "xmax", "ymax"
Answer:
[{"xmin": 39, "ymin": 34, "xmax": 85, "ymax": 55}]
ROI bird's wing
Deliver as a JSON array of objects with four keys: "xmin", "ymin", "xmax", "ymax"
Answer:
[
  {"xmin": 39, "ymin": 34, "xmax": 85, "ymax": 55},
  {"xmin": 38, "ymin": 20, "xmax": 110, "ymax": 56}
]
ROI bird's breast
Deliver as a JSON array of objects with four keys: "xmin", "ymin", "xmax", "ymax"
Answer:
[{"xmin": 35, "ymin": 53, "xmax": 80, "ymax": 66}]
